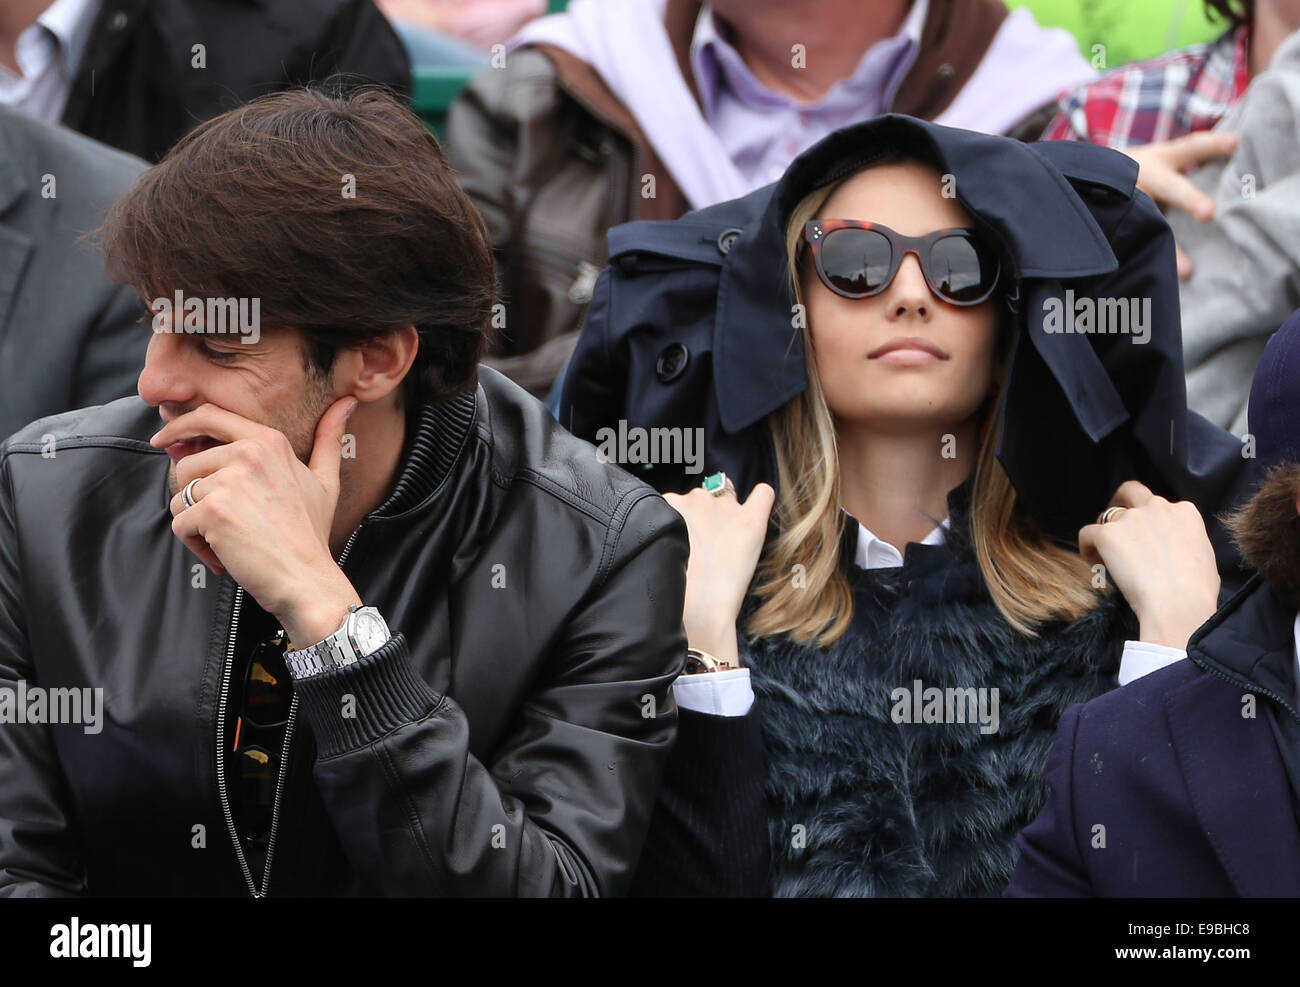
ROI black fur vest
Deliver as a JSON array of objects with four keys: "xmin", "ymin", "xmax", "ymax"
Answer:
[{"xmin": 740, "ymin": 494, "xmax": 1134, "ymax": 897}]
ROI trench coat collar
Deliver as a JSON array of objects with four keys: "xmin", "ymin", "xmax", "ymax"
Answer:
[{"xmin": 711, "ymin": 114, "xmax": 1123, "ymax": 437}]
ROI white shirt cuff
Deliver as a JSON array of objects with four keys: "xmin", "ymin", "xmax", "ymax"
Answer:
[
  {"xmin": 672, "ymin": 667, "xmax": 753, "ymax": 716},
  {"xmin": 1118, "ymin": 640, "xmax": 1187, "ymax": 686}
]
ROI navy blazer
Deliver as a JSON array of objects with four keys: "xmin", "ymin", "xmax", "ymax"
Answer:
[{"xmin": 1007, "ymin": 574, "xmax": 1300, "ymax": 897}]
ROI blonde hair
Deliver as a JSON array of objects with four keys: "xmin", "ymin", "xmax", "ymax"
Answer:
[{"xmin": 745, "ymin": 169, "xmax": 1106, "ymax": 646}]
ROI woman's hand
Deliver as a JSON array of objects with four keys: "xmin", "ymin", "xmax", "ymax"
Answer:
[
  {"xmin": 664, "ymin": 480, "xmax": 775, "ymax": 667},
  {"xmin": 1077, "ymin": 480, "xmax": 1221, "ymax": 650}
]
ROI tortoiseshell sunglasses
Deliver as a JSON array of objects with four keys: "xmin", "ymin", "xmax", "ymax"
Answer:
[{"xmin": 804, "ymin": 220, "xmax": 1001, "ymax": 306}]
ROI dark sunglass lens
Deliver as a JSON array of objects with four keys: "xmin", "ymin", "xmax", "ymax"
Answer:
[
  {"xmin": 239, "ymin": 746, "xmax": 276, "ymax": 841},
  {"xmin": 821, "ymin": 228, "xmax": 892, "ymax": 296},
  {"xmin": 245, "ymin": 639, "xmax": 291, "ymax": 727},
  {"xmin": 929, "ymin": 235, "xmax": 996, "ymax": 303}
]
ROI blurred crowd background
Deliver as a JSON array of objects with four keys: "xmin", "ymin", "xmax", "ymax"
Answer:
[{"xmin": 0, "ymin": 0, "xmax": 1286, "ymax": 439}]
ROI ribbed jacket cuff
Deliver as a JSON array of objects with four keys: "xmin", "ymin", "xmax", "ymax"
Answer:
[{"xmin": 292, "ymin": 633, "xmax": 442, "ymax": 758}]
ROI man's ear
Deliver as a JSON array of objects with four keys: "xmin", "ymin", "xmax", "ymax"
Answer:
[{"xmin": 347, "ymin": 326, "xmax": 419, "ymax": 403}]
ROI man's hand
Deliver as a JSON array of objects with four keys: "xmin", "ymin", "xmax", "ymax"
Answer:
[
  {"xmin": 1121, "ymin": 131, "xmax": 1238, "ymax": 280},
  {"xmin": 152, "ymin": 397, "xmax": 362, "ymax": 646}
]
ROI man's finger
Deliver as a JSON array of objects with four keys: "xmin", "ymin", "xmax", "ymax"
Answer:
[
  {"xmin": 308, "ymin": 396, "xmax": 358, "ymax": 487},
  {"xmin": 1141, "ymin": 164, "xmax": 1216, "ymax": 222},
  {"xmin": 172, "ymin": 441, "xmax": 264, "ymax": 491},
  {"xmin": 1176, "ymin": 243, "xmax": 1194, "ymax": 280},
  {"xmin": 170, "ymin": 509, "xmax": 226, "ymax": 574},
  {"xmin": 149, "ymin": 402, "xmax": 273, "ymax": 450},
  {"xmin": 1160, "ymin": 130, "xmax": 1238, "ymax": 170}
]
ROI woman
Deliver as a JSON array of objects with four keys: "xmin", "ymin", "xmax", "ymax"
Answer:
[{"xmin": 621, "ymin": 135, "xmax": 1226, "ymax": 897}]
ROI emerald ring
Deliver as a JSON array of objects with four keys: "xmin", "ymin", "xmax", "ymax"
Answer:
[{"xmin": 702, "ymin": 472, "xmax": 731, "ymax": 497}]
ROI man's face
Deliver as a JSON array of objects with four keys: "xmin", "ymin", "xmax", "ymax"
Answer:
[{"xmin": 137, "ymin": 325, "xmax": 338, "ymax": 496}]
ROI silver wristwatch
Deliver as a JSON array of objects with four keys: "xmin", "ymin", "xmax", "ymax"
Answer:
[{"xmin": 285, "ymin": 604, "xmax": 391, "ymax": 679}]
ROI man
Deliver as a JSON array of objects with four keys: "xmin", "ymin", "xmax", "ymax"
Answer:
[
  {"xmin": 1043, "ymin": 0, "xmax": 1300, "ymax": 433},
  {"xmin": 0, "ymin": 103, "xmax": 147, "ymax": 439},
  {"xmin": 0, "ymin": 86, "xmax": 688, "ymax": 897},
  {"xmin": 1007, "ymin": 310, "xmax": 1300, "ymax": 897},
  {"xmin": 0, "ymin": 0, "xmax": 409, "ymax": 162},
  {"xmin": 447, "ymin": 0, "xmax": 1095, "ymax": 395}
]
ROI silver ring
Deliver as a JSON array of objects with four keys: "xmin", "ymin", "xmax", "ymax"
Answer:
[
  {"xmin": 182, "ymin": 477, "xmax": 201, "ymax": 509},
  {"xmin": 1097, "ymin": 506, "xmax": 1126, "ymax": 525}
]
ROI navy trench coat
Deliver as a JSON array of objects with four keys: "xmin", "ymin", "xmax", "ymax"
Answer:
[{"xmin": 558, "ymin": 114, "xmax": 1251, "ymax": 565}]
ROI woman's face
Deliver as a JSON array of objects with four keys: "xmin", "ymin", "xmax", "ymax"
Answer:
[{"xmin": 803, "ymin": 161, "xmax": 1001, "ymax": 435}]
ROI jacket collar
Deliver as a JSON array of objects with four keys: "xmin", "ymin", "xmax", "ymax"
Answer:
[
  {"xmin": 1175, "ymin": 574, "xmax": 1300, "ymax": 896},
  {"xmin": 711, "ymin": 114, "xmax": 1119, "ymax": 435},
  {"xmin": 1188, "ymin": 573, "xmax": 1299, "ymax": 715},
  {"xmin": 367, "ymin": 387, "xmax": 478, "ymax": 521}
]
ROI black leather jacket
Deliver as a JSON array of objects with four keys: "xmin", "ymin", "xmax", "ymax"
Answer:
[{"xmin": 0, "ymin": 368, "xmax": 688, "ymax": 897}]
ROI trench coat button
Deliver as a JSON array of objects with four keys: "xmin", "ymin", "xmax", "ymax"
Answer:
[
  {"xmin": 716, "ymin": 228, "xmax": 742, "ymax": 255},
  {"xmin": 656, "ymin": 343, "xmax": 689, "ymax": 383}
]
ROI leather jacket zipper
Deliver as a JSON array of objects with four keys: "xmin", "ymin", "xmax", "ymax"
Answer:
[{"xmin": 215, "ymin": 526, "xmax": 363, "ymax": 897}]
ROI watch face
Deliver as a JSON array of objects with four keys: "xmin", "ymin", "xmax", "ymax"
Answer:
[{"xmin": 351, "ymin": 609, "xmax": 390, "ymax": 655}]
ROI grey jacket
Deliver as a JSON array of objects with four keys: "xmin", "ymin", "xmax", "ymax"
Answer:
[
  {"xmin": 1171, "ymin": 29, "xmax": 1300, "ymax": 435},
  {"xmin": 0, "ymin": 106, "xmax": 148, "ymax": 441}
]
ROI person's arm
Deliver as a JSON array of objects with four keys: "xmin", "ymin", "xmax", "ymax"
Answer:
[
  {"xmin": 626, "ymin": 481, "xmax": 776, "ymax": 896},
  {"xmin": 445, "ymin": 55, "xmax": 537, "ymax": 254},
  {"xmin": 1006, "ymin": 704, "xmax": 1094, "ymax": 897},
  {"xmin": 630, "ymin": 701, "xmax": 770, "ymax": 897},
  {"xmin": 1174, "ymin": 82, "xmax": 1300, "ymax": 381},
  {"xmin": 295, "ymin": 492, "xmax": 689, "ymax": 896},
  {"xmin": 0, "ymin": 453, "xmax": 85, "ymax": 897},
  {"xmin": 71, "ymin": 284, "xmax": 150, "ymax": 412}
]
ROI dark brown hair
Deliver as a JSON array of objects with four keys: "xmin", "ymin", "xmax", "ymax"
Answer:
[
  {"xmin": 100, "ymin": 83, "xmax": 496, "ymax": 408},
  {"xmin": 1222, "ymin": 463, "xmax": 1300, "ymax": 610},
  {"xmin": 1204, "ymin": 0, "xmax": 1252, "ymax": 27}
]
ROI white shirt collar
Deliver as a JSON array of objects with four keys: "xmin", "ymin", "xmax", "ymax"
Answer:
[
  {"xmin": 850, "ymin": 512, "xmax": 949, "ymax": 570},
  {"xmin": 37, "ymin": 0, "xmax": 100, "ymax": 77}
]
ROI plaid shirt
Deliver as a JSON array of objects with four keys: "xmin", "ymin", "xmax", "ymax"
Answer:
[{"xmin": 1042, "ymin": 24, "xmax": 1250, "ymax": 147}]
